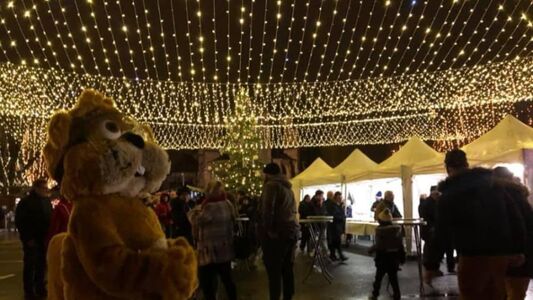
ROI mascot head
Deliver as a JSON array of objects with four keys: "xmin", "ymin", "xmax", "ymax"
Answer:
[{"xmin": 43, "ymin": 89, "xmax": 171, "ymax": 200}]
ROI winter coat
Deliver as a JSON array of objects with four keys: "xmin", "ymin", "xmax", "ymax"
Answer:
[
  {"xmin": 170, "ymin": 197, "xmax": 192, "ymax": 238},
  {"xmin": 326, "ymin": 200, "xmax": 346, "ymax": 236},
  {"xmin": 504, "ymin": 179, "xmax": 533, "ymax": 278},
  {"xmin": 15, "ymin": 191, "xmax": 52, "ymax": 243},
  {"xmin": 370, "ymin": 223, "xmax": 406, "ymax": 266},
  {"xmin": 418, "ymin": 195, "xmax": 437, "ymax": 241},
  {"xmin": 433, "ymin": 168, "xmax": 526, "ymax": 258},
  {"xmin": 298, "ymin": 201, "xmax": 313, "ymax": 219},
  {"xmin": 258, "ymin": 174, "xmax": 299, "ymax": 241},
  {"xmin": 188, "ymin": 197, "xmax": 236, "ymax": 266},
  {"xmin": 46, "ymin": 199, "xmax": 72, "ymax": 247},
  {"xmin": 155, "ymin": 201, "xmax": 173, "ymax": 226}
]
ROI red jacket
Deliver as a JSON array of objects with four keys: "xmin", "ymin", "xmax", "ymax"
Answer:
[
  {"xmin": 155, "ymin": 201, "xmax": 173, "ymax": 226},
  {"xmin": 46, "ymin": 199, "xmax": 73, "ymax": 247}
]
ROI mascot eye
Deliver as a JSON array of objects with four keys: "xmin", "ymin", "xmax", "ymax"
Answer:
[{"xmin": 101, "ymin": 120, "xmax": 122, "ymax": 140}]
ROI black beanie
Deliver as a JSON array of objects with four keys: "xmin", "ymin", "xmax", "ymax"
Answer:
[{"xmin": 263, "ymin": 163, "xmax": 281, "ymax": 175}]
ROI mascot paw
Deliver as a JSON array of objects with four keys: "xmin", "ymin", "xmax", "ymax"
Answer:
[
  {"xmin": 150, "ymin": 237, "xmax": 168, "ymax": 250},
  {"xmin": 161, "ymin": 238, "xmax": 198, "ymax": 299}
]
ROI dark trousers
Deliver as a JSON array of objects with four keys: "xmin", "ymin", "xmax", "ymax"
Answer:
[
  {"xmin": 198, "ymin": 261, "xmax": 237, "ymax": 300},
  {"xmin": 299, "ymin": 225, "xmax": 311, "ymax": 251},
  {"xmin": 445, "ymin": 246, "xmax": 455, "ymax": 271},
  {"xmin": 22, "ymin": 241, "xmax": 46, "ymax": 296},
  {"xmin": 262, "ymin": 238, "xmax": 296, "ymax": 300},
  {"xmin": 423, "ymin": 238, "xmax": 455, "ymax": 272},
  {"xmin": 327, "ymin": 227, "xmax": 344, "ymax": 258},
  {"xmin": 372, "ymin": 253, "xmax": 401, "ymax": 300}
]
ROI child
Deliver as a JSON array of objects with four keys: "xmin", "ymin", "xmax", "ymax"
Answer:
[{"xmin": 369, "ymin": 208, "xmax": 406, "ymax": 300}]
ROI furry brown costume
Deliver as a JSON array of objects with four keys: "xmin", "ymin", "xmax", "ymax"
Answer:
[{"xmin": 44, "ymin": 89, "xmax": 197, "ymax": 300}]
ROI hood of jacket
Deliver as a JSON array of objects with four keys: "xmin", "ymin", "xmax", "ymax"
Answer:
[{"xmin": 265, "ymin": 174, "xmax": 292, "ymax": 189}]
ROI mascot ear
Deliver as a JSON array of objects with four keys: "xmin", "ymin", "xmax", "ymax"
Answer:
[
  {"xmin": 73, "ymin": 89, "xmax": 115, "ymax": 116},
  {"xmin": 43, "ymin": 111, "xmax": 72, "ymax": 181}
]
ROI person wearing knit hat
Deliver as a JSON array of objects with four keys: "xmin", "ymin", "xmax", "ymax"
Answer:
[
  {"xmin": 258, "ymin": 162, "xmax": 299, "ymax": 300},
  {"xmin": 369, "ymin": 208, "xmax": 405, "ymax": 300},
  {"xmin": 370, "ymin": 191, "xmax": 383, "ymax": 212}
]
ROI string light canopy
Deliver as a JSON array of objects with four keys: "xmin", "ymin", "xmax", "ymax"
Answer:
[{"xmin": 0, "ymin": 0, "xmax": 531, "ymax": 151}]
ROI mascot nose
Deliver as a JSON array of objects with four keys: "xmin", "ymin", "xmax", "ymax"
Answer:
[{"xmin": 122, "ymin": 132, "xmax": 145, "ymax": 149}]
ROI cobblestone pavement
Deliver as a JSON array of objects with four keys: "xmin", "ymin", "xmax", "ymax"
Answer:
[{"xmin": 1, "ymin": 232, "xmax": 532, "ymax": 300}]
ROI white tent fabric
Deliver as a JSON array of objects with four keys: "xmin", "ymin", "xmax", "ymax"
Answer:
[
  {"xmin": 462, "ymin": 115, "xmax": 533, "ymax": 165},
  {"xmin": 318, "ymin": 148, "xmax": 378, "ymax": 185},
  {"xmin": 347, "ymin": 137, "xmax": 445, "ymax": 182},
  {"xmin": 290, "ymin": 158, "xmax": 333, "ymax": 202}
]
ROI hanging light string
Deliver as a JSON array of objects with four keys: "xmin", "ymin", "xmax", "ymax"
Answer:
[
  {"xmin": 279, "ymin": 0, "xmax": 298, "ymax": 82},
  {"xmin": 131, "ymin": 0, "xmax": 152, "ymax": 79},
  {"xmin": 301, "ymin": 0, "xmax": 326, "ymax": 82},
  {"xmin": 343, "ymin": 0, "xmax": 378, "ymax": 79},
  {"xmin": 18, "ymin": 1, "xmax": 54, "ymax": 69},
  {"xmin": 329, "ymin": 0, "xmax": 361, "ymax": 81},
  {"xmin": 315, "ymin": 0, "xmax": 342, "ymax": 81},
  {"xmin": 368, "ymin": 0, "xmax": 409, "ymax": 77},
  {"xmin": 389, "ymin": 0, "xmax": 431, "ymax": 75},
  {"xmin": 292, "ymin": 0, "xmax": 312, "ymax": 82},
  {"xmin": 357, "ymin": 0, "xmax": 395, "ymax": 78},
  {"xmin": 482, "ymin": 2, "xmax": 533, "ymax": 65},
  {"xmin": 411, "ymin": 0, "xmax": 463, "ymax": 73}
]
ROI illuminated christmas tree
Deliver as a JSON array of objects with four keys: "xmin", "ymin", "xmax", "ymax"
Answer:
[{"xmin": 211, "ymin": 88, "xmax": 263, "ymax": 196}]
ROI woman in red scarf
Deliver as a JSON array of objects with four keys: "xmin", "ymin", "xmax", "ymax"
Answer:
[{"xmin": 46, "ymin": 196, "xmax": 72, "ymax": 247}]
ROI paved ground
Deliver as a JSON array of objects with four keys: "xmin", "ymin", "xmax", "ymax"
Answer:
[{"xmin": 0, "ymin": 231, "xmax": 531, "ymax": 300}]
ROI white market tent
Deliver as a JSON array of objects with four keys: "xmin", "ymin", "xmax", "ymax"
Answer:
[
  {"xmin": 462, "ymin": 115, "xmax": 533, "ymax": 197},
  {"xmin": 317, "ymin": 148, "xmax": 379, "ymax": 185},
  {"xmin": 290, "ymin": 158, "xmax": 333, "ymax": 202},
  {"xmin": 348, "ymin": 137, "xmax": 445, "ymax": 220},
  {"xmin": 462, "ymin": 115, "xmax": 533, "ymax": 165}
]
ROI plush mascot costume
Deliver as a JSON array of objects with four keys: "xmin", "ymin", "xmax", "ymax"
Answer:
[{"xmin": 44, "ymin": 89, "xmax": 197, "ymax": 300}]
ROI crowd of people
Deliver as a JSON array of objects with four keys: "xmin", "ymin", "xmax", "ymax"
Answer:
[{"xmin": 11, "ymin": 149, "xmax": 533, "ymax": 300}]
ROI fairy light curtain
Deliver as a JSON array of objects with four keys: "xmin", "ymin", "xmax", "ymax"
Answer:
[{"xmin": 0, "ymin": 0, "xmax": 531, "ymax": 152}]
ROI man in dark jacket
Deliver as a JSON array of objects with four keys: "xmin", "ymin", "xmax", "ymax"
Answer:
[
  {"xmin": 374, "ymin": 191, "xmax": 402, "ymax": 221},
  {"xmin": 170, "ymin": 187, "xmax": 193, "ymax": 244},
  {"xmin": 258, "ymin": 163, "xmax": 299, "ymax": 300},
  {"xmin": 424, "ymin": 149, "xmax": 526, "ymax": 299},
  {"xmin": 15, "ymin": 179, "xmax": 52, "ymax": 298},
  {"xmin": 326, "ymin": 192, "xmax": 348, "ymax": 261},
  {"xmin": 298, "ymin": 195, "xmax": 312, "ymax": 252},
  {"xmin": 419, "ymin": 186, "xmax": 455, "ymax": 273}
]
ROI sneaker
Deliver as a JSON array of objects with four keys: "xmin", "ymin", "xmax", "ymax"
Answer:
[
  {"xmin": 368, "ymin": 295, "xmax": 378, "ymax": 300},
  {"xmin": 339, "ymin": 255, "xmax": 349, "ymax": 261},
  {"xmin": 329, "ymin": 254, "xmax": 338, "ymax": 261}
]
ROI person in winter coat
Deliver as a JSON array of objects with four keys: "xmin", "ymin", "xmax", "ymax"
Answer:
[
  {"xmin": 344, "ymin": 199, "xmax": 354, "ymax": 246},
  {"xmin": 326, "ymin": 192, "xmax": 348, "ymax": 261},
  {"xmin": 310, "ymin": 190, "xmax": 327, "ymax": 216},
  {"xmin": 171, "ymin": 187, "xmax": 193, "ymax": 244},
  {"xmin": 374, "ymin": 191, "xmax": 402, "ymax": 221},
  {"xmin": 45, "ymin": 196, "xmax": 72, "ymax": 248},
  {"xmin": 370, "ymin": 191, "xmax": 383, "ymax": 212},
  {"xmin": 424, "ymin": 149, "xmax": 527, "ymax": 300},
  {"xmin": 15, "ymin": 179, "xmax": 52, "ymax": 299},
  {"xmin": 188, "ymin": 181, "xmax": 237, "ymax": 300},
  {"xmin": 419, "ymin": 186, "xmax": 455, "ymax": 273},
  {"xmin": 298, "ymin": 194, "xmax": 312, "ymax": 252},
  {"xmin": 258, "ymin": 163, "xmax": 299, "ymax": 300},
  {"xmin": 369, "ymin": 208, "xmax": 406, "ymax": 300},
  {"xmin": 493, "ymin": 167, "xmax": 533, "ymax": 300},
  {"xmin": 155, "ymin": 193, "xmax": 173, "ymax": 238}
]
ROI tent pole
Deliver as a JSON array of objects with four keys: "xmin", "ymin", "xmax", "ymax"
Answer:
[{"xmin": 401, "ymin": 165, "xmax": 414, "ymax": 254}]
